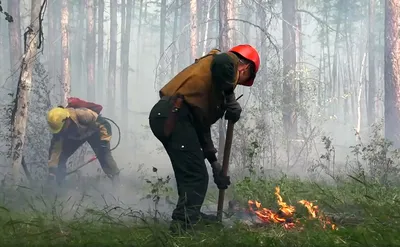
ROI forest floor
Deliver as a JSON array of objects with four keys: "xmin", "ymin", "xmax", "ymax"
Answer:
[{"xmin": 0, "ymin": 172, "xmax": 398, "ymax": 247}]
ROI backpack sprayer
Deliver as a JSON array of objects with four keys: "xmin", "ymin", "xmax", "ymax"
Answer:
[
  {"xmin": 65, "ymin": 116, "xmax": 121, "ymax": 176},
  {"xmin": 62, "ymin": 97, "xmax": 122, "ymax": 177}
]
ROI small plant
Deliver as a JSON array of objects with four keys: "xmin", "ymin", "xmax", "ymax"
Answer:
[
  {"xmin": 307, "ymin": 136, "xmax": 338, "ymax": 181},
  {"xmin": 348, "ymin": 123, "xmax": 400, "ymax": 186},
  {"xmin": 143, "ymin": 167, "xmax": 172, "ymax": 221}
]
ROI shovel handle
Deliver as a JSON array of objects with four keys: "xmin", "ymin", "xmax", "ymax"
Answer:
[{"xmin": 217, "ymin": 121, "xmax": 234, "ymax": 221}]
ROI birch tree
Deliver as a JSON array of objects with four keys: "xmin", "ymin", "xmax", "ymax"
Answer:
[{"xmin": 11, "ymin": 0, "xmax": 43, "ymax": 184}]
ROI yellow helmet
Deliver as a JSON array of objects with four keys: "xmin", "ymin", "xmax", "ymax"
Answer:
[{"xmin": 47, "ymin": 107, "xmax": 70, "ymax": 134}]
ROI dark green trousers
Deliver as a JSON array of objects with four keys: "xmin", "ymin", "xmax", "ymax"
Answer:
[{"xmin": 149, "ymin": 98, "xmax": 209, "ymax": 224}]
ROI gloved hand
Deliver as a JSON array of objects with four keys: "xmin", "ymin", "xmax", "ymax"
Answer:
[
  {"xmin": 203, "ymin": 147, "xmax": 217, "ymax": 162},
  {"xmin": 224, "ymin": 93, "xmax": 242, "ymax": 123},
  {"xmin": 211, "ymin": 161, "xmax": 231, "ymax": 190}
]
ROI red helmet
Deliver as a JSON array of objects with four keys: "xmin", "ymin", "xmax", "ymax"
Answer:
[{"xmin": 229, "ymin": 44, "xmax": 260, "ymax": 86}]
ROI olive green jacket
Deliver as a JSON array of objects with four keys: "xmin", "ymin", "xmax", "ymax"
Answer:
[{"xmin": 159, "ymin": 49, "xmax": 240, "ymax": 162}]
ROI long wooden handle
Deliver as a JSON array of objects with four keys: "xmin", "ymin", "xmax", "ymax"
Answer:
[{"xmin": 217, "ymin": 121, "xmax": 234, "ymax": 222}]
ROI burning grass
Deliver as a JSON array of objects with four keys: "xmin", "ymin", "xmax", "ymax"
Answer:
[
  {"xmin": 0, "ymin": 175, "xmax": 399, "ymax": 246},
  {"xmin": 246, "ymin": 186, "xmax": 336, "ymax": 230}
]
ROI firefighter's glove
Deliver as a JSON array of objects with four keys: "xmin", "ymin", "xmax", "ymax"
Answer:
[
  {"xmin": 211, "ymin": 161, "xmax": 231, "ymax": 190},
  {"xmin": 203, "ymin": 147, "xmax": 218, "ymax": 163},
  {"xmin": 224, "ymin": 93, "xmax": 242, "ymax": 123}
]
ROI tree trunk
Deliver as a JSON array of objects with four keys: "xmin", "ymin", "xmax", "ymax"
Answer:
[
  {"xmin": 120, "ymin": 0, "xmax": 126, "ymax": 95},
  {"xmin": 218, "ymin": 0, "xmax": 229, "ymax": 51},
  {"xmin": 77, "ymin": 5, "xmax": 85, "ymax": 97},
  {"xmin": 121, "ymin": 0, "xmax": 126, "ymax": 40},
  {"xmin": 216, "ymin": 0, "xmax": 229, "ymax": 162},
  {"xmin": 356, "ymin": 52, "xmax": 367, "ymax": 135},
  {"xmin": 86, "ymin": 0, "xmax": 96, "ymax": 101},
  {"xmin": 160, "ymin": 0, "xmax": 167, "ymax": 61},
  {"xmin": 8, "ymin": 0, "xmax": 22, "ymax": 87},
  {"xmin": 342, "ymin": 60, "xmax": 349, "ymax": 122},
  {"xmin": 331, "ymin": 18, "xmax": 341, "ymax": 116},
  {"xmin": 296, "ymin": 11, "xmax": 303, "ymax": 106},
  {"xmin": 178, "ymin": 2, "xmax": 190, "ymax": 70},
  {"xmin": 201, "ymin": 0, "xmax": 212, "ymax": 55},
  {"xmin": 209, "ymin": 0, "xmax": 217, "ymax": 48},
  {"xmin": 107, "ymin": 0, "xmax": 118, "ymax": 117},
  {"xmin": 93, "ymin": 0, "xmax": 97, "ymax": 85},
  {"xmin": 171, "ymin": 0, "xmax": 179, "ymax": 76},
  {"xmin": 136, "ymin": 0, "xmax": 144, "ymax": 81},
  {"xmin": 318, "ymin": 43, "xmax": 323, "ymax": 108},
  {"xmin": 189, "ymin": 0, "xmax": 197, "ymax": 60},
  {"xmin": 226, "ymin": 0, "xmax": 234, "ymax": 47},
  {"xmin": 0, "ymin": 7, "xmax": 9, "ymax": 82},
  {"xmin": 282, "ymin": 0, "xmax": 297, "ymax": 138},
  {"xmin": 97, "ymin": 0, "xmax": 105, "ymax": 102},
  {"xmin": 367, "ymin": 0, "xmax": 376, "ymax": 127},
  {"xmin": 120, "ymin": 0, "xmax": 126, "ymax": 120},
  {"xmin": 11, "ymin": 0, "xmax": 41, "ymax": 184},
  {"xmin": 61, "ymin": 0, "xmax": 71, "ymax": 105},
  {"xmin": 324, "ymin": 6, "xmax": 333, "ymax": 115},
  {"xmin": 196, "ymin": 0, "xmax": 203, "ymax": 57},
  {"xmin": 345, "ymin": 25, "xmax": 356, "ymax": 122},
  {"xmin": 121, "ymin": 0, "xmax": 133, "ymax": 129},
  {"xmin": 384, "ymin": 0, "xmax": 400, "ymax": 146}
]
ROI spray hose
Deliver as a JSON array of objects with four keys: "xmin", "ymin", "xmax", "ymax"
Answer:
[
  {"xmin": 66, "ymin": 116, "xmax": 121, "ymax": 176},
  {"xmin": 103, "ymin": 117, "xmax": 121, "ymax": 151}
]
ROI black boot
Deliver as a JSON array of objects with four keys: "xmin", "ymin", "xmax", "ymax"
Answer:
[
  {"xmin": 200, "ymin": 212, "xmax": 218, "ymax": 222},
  {"xmin": 197, "ymin": 212, "xmax": 224, "ymax": 228},
  {"xmin": 169, "ymin": 219, "xmax": 189, "ymax": 235}
]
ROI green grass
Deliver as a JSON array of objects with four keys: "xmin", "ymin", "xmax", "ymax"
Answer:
[{"xmin": 0, "ymin": 174, "xmax": 399, "ymax": 247}]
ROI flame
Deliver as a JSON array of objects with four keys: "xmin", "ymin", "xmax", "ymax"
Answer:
[
  {"xmin": 247, "ymin": 186, "xmax": 337, "ymax": 230},
  {"xmin": 248, "ymin": 186, "xmax": 296, "ymax": 229},
  {"xmin": 298, "ymin": 199, "xmax": 337, "ymax": 230}
]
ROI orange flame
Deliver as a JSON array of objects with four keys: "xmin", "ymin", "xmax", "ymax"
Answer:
[
  {"xmin": 247, "ymin": 186, "xmax": 337, "ymax": 230},
  {"xmin": 298, "ymin": 200, "xmax": 337, "ymax": 230},
  {"xmin": 248, "ymin": 186, "xmax": 296, "ymax": 229}
]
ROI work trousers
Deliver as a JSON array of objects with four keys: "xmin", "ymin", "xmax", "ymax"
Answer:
[
  {"xmin": 148, "ymin": 98, "xmax": 209, "ymax": 224},
  {"xmin": 50, "ymin": 119, "xmax": 120, "ymax": 183}
]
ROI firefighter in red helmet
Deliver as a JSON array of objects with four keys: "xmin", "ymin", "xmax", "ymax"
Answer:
[{"xmin": 148, "ymin": 44, "xmax": 260, "ymax": 233}]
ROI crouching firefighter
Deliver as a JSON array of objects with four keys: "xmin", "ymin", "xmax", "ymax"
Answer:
[
  {"xmin": 148, "ymin": 44, "xmax": 260, "ymax": 231},
  {"xmin": 46, "ymin": 98, "xmax": 120, "ymax": 186}
]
